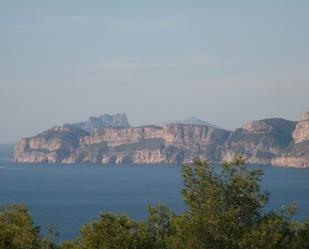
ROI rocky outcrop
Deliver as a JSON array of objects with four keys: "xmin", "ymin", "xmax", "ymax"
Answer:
[
  {"xmin": 292, "ymin": 112, "xmax": 309, "ymax": 143},
  {"xmin": 220, "ymin": 118, "xmax": 297, "ymax": 164},
  {"xmin": 65, "ymin": 113, "xmax": 130, "ymax": 132},
  {"xmin": 14, "ymin": 112, "xmax": 309, "ymax": 167},
  {"xmin": 14, "ymin": 126, "xmax": 89, "ymax": 163},
  {"xmin": 15, "ymin": 124, "xmax": 230, "ymax": 164},
  {"xmin": 271, "ymin": 155, "xmax": 309, "ymax": 168},
  {"xmin": 271, "ymin": 113, "xmax": 309, "ymax": 167}
]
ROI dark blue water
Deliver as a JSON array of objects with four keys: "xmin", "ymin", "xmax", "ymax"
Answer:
[
  {"xmin": 0, "ymin": 162, "xmax": 184, "ymax": 241},
  {"xmin": 0, "ymin": 144, "xmax": 309, "ymax": 241}
]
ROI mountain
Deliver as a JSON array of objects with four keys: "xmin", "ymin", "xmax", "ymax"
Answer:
[
  {"xmin": 14, "ymin": 112, "xmax": 309, "ymax": 167},
  {"xmin": 65, "ymin": 113, "xmax": 130, "ymax": 132},
  {"xmin": 174, "ymin": 117, "xmax": 218, "ymax": 128}
]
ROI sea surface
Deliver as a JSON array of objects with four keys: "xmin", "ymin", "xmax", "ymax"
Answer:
[{"xmin": 0, "ymin": 144, "xmax": 309, "ymax": 241}]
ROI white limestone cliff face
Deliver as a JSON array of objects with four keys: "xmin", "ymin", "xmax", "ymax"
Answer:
[
  {"xmin": 271, "ymin": 156, "xmax": 309, "ymax": 168},
  {"xmin": 14, "ymin": 124, "xmax": 229, "ymax": 164},
  {"xmin": 292, "ymin": 112, "xmax": 309, "ymax": 143},
  {"xmin": 14, "ymin": 112, "xmax": 309, "ymax": 167},
  {"xmin": 14, "ymin": 126, "xmax": 89, "ymax": 163},
  {"xmin": 82, "ymin": 124, "xmax": 228, "ymax": 150}
]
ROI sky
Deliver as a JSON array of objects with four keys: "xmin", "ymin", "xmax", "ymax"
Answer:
[{"xmin": 0, "ymin": 1, "xmax": 309, "ymax": 143}]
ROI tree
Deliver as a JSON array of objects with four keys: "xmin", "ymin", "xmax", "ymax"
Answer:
[
  {"xmin": 61, "ymin": 206, "xmax": 175, "ymax": 249},
  {"xmin": 0, "ymin": 204, "xmax": 40, "ymax": 249},
  {"xmin": 293, "ymin": 219, "xmax": 309, "ymax": 249},
  {"xmin": 0, "ymin": 204, "xmax": 59, "ymax": 249},
  {"xmin": 138, "ymin": 204, "xmax": 175, "ymax": 249},
  {"xmin": 68, "ymin": 212, "xmax": 139, "ymax": 249},
  {"xmin": 39, "ymin": 225, "xmax": 59, "ymax": 249},
  {"xmin": 167, "ymin": 157, "xmax": 305, "ymax": 249}
]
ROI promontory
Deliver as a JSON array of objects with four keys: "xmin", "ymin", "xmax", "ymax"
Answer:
[{"xmin": 14, "ymin": 112, "xmax": 309, "ymax": 168}]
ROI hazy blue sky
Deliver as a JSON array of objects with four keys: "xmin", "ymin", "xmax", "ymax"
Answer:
[{"xmin": 1, "ymin": 1, "xmax": 309, "ymax": 142}]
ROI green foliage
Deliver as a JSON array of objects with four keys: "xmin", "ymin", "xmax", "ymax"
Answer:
[
  {"xmin": 138, "ymin": 205, "xmax": 175, "ymax": 249},
  {"xmin": 39, "ymin": 225, "xmax": 59, "ymax": 249},
  {"xmin": 170, "ymin": 158, "xmax": 307, "ymax": 249},
  {"xmin": 2, "ymin": 158, "xmax": 309, "ymax": 249},
  {"xmin": 175, "ymin": 158, "xmax": 271, "ymax": 248},
  {"xmin": 239, "ymin": 211, "xmax": 299, "ymax": 249},
  {"xmin": 0, "ymin": 204, "xmax": 40, "ymax": 249},
  {"xmin": 60, "ymin": 205, "xmax": 175, "ymax": 249},
  {"xmin": 296, "ymin": 219, "xmax": 309, "ymax": 248},
  {"xmin": 0, "ymin": 204, "xmax": 59, "ymax": 249},
  {"xmin": 75, "ymin": 213, "xmax": 139, "ymax": 249}
]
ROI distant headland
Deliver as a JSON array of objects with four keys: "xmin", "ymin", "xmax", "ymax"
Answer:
[{"xmin": 14, "ymin": 112, "xmax": 309, "ymax": 168}]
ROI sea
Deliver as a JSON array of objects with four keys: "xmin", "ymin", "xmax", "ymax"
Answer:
[{"xmin": 0, "ymin": 144, "xmax": 309, "ymax": 241}]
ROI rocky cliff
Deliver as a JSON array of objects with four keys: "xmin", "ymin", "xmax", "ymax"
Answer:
[
  {"xmin": 271, "ymin": 112, "xmax": 309, "ymax": 168},
  {"xmin": 14, "ymin": 126, "xmax": 89, "ymax": 163},
  {"xmin": 14, "ymin": 112, "xmax": 309, "ymax": 167},
  {"xmin": 15, "ymin": 124, "xmax": 229, "ymax": 164},
  {"xmin": 292, "ymin": 112, "xmax": 309, "ymax": 143},
  {"xmin": 220, "ymin": 118, "xmax": 297, "ymax": 165}
]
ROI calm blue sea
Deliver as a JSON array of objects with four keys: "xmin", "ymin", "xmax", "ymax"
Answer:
[{"xmin": 0, "ymin": 144, "xmax": 309, "ymax": 241}]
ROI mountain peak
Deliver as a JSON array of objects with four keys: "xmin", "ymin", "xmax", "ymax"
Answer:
[
  {"xmin": 176, "ymin": 117, "xmax": 218, "ymax": 128},
  {"xmin": 66, "ymin": 113, "xmax": 130, "ymax": 132}
]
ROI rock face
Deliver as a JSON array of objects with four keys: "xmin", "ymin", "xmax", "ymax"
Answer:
[
  {"xmin": 14, "ymin": 112, "xmax": 309, "ymax": 167},
  {"xmin": 220, "ymin": 118, "xmax": 296, "ymax": 165},
  {"xmin": 292, "ymin": 112, "xmax": 309, "ymax": 143},
  {"xmin": 15, "ymin": 124, "xmax": 230, "ymax": 164},
  {"xmin": 14, "ymin": 126, "xmax": 89, "ymax": 163},
  {"xmin": 271, "ymin": 112, "xmax": 309, "ymax": 168},
  {"xmin": 65, "ymin": 113, "xmax": 130, "ymax": 132}
]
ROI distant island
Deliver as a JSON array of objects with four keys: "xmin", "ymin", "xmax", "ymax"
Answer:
[{"xmin": 14, "ymin": 112, "xmax": 309, "ymax": 168}]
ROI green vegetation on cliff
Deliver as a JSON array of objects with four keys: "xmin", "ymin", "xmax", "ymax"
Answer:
[{"xmin": 1, "ymin": 158, "xmax": 309, "ymax": 249}]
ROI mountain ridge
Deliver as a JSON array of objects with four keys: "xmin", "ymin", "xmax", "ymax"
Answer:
[
  {"xmin": 170, "ymin": 117, "xmax": 219, "ymax": 128},
  {"xmin": 14, "ymin": 112, "xmax": 309, "ymax": 168},
  {"xmin": 64, "ymin": 113, "xmax": 130, "ymax": 132}
]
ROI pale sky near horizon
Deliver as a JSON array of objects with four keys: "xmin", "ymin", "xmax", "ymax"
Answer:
[{"xmin": 1, "ymin": 1, "xmax": 309, "ymax": 143}]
